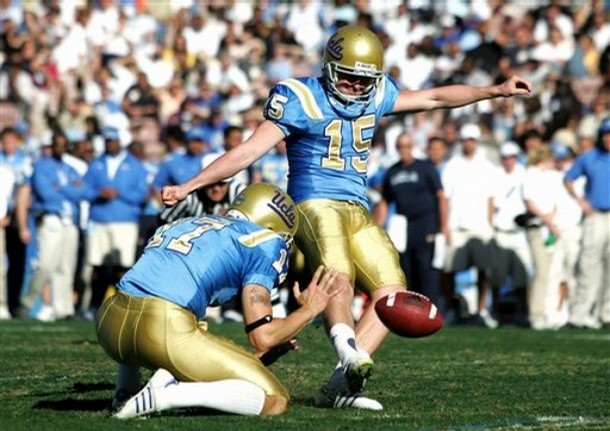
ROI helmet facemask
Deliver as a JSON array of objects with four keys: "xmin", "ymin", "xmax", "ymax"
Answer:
[{"xmin": 323, "ymin": 61, "xmax": 383, "ymax": 108}]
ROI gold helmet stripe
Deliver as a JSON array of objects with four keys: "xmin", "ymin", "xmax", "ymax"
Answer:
[
  {"xmin": 238, "ymin": 229, "xmax": 280, "ymax": 248},
  {"xmin": 282, "ymin": 78, "xmax": 324, "ymax": 120}
]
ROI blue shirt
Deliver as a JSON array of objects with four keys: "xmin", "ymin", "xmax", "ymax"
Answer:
[
  {"xmin": 31, "ymin": 156, "xmax": 86, "ymax": 224},
  {"xmin": 118, "ymin": 215, "xmax": 290, "ymax": 320},
  {"xmin": 84, "ymin": 152, "xmax": 148, "ymax": 223},
  {"xmin": 565, "ymin": 148, "xmax": 610, "ymax": 211},
  {"xmin": 263, "ymin": 75, "xmax": 399, "ymax": 206},
  {"xmin": 153, "ymin": 151, "xmax": 205, "ymax": 190}
]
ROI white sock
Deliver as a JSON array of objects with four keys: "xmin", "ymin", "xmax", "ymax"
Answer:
[
  {"xmin": 115, "ymin": 364, "xmax": 141, "ymax": 394},
  {"xmin": 155, "ymin": 379, "xmax": 266, "ymax": 416},
  {"xmin": 329, "ymin": 323, "xmax": 362, "ymax": 366}
]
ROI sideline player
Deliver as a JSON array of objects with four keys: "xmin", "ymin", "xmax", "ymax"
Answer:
[
  {"xmin": 162, "ymin": 26, "xmax": 532, "ymax": 409},
  {"xmin": 97, "ymin": 183, "xmax": 340, "ymax": 418}
]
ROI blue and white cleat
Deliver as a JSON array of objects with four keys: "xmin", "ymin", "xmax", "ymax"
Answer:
[
  {"xmin": 315, "ymin": 384, "xmax": 383, "ymax": 411},
  {"xmin": 114, "ymin": 368, "xmax": 176, "ymax": 419}
]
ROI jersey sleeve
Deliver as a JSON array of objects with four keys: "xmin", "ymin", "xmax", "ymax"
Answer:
[
  {"xmin": 242, "ymin": 237, "xmax": 289, "ymax": 292},
  {"xmin": 263, "ymin": 81, "xmax": 313, "ymax": 138}
]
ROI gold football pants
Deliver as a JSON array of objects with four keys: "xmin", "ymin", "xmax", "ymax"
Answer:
[
  {"xmin": 296, "ymin": 199, "xmax": 406, "ymax": 294},
  {"xmin": 96, "ymin": 291, "xmax": 288, "ymax": 397}
]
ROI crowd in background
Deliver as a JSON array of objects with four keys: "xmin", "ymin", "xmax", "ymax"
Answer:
[{"xmin": 1, "ymin": 0, "xmax": 609, "ymax": 329}]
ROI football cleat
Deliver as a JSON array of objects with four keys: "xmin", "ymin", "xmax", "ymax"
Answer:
[
  {"xmin": 343, "ymin": 355, "xmax": 374, "ymax": 393},
  {"xmin": 315, "ymin": 385, "xmax": 382, "ymax": 411},
  {"xmin": 111, "ymin": 388, "xmax": 137, "ymax": 411},
  {"xmin": 114, "ymin": 368, "xmax": 176, "ymax": 420}
]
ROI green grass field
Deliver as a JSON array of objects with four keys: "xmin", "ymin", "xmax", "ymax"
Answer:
[{"xmin": 0, "ymin": 320, "xmax": 608, "ymax": 431}]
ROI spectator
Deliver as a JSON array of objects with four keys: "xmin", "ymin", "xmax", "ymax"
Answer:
[
  {"xmin": 426, "ymin": 136, "xmax": 449, "ymax": 174},
  {"xmin": 374, "ymin": 133, "xmax": 448, "ymax": 310},
  {"xmin": 522, "ymin": 144, "xmax": 563, "ymax": 330},
  {"xmin": 490, "ymin": 142, "xmax": 532, "ymax": 325},
  {"xmin": 152, "ymin": 128, "xmax": 209, "ymax": 202},
  {"xmin": 530, "ymin": 25, "xmax": 575, "ymax": 71},
  {"xmin": 548, "ymin": 143, "xmax": 584, "ymax": 328},
  {"xmin": 63, "ymin": 133, "xmax": 95, "ymax": 316},
  {"xmin": 20, "ymin": 132, "xmax": 86, "ymax": 321},
  {"xmin": 0, "ymin": 161, "xmax": 15, "ymax": 319},
  {"xmin": 83, "ymin": 127, "xmax": 148, "ymax": 312},
  {"xmin": 0, "ymin": 127, "xmax": 32, "ymax": 316},
  {"xmin": 121, "ymin": 71, "xmax": 160, "ymax": 123},
  {"xmin": 442, "ymin": 123, "xmax": 497, "ymax": 327},
  {"xmin": 155, "ymin": 77, "xmax": 187, "ymax": 125},
  {"xmin": 182, "ymin": 12, "xmax": 227, "ymax": 61},
  {"xmin": 391, "ymin": 43, "xmax": 434, "ymax": 91},
  {"xmin": 161, "ymin": 33, "xmax": 197, "ymax": 76},
  {"xmin": 503, "ymin": 24, "xmax": 535, "ymax": 70},
  {"xmin": 564, "ymin": 118, "xmax": 610, "ymax": 329},
  {"xmin": 567, "ymin": 33, "xmax": 601, "ymax": 78},
  {"xmin": 218, "ymin": 125, "xmax": 250, "ymax": 186}
]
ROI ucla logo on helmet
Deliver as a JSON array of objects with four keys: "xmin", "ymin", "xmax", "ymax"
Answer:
[
  {"xmin": 268, "ymin": 191, "xmax": 296, "ymax": 229},
  {"xmin": 326, "ymin": 36, "xmax": 344, "ymax": 61}
]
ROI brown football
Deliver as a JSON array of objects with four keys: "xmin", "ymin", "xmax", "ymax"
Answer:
[{"xmin": 375, "ymin": 291, "xmax": 443, "ymax": 338}]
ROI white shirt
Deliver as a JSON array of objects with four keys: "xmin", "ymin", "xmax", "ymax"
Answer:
[
  {"xmin": 182, "ymin": 18, "xmax": 227, "ymax": 59},
  {"xmin": 0, "ymin": 165, "xmax": 15, "ymax": 219},
  {"xmin": 522, "ymin": 166, "xmax": 560, "ymax": 215},
  {"xmin": 393, "ymin": 54, "xmax": 435, "ymax": 90},
  {"xmin": 554, "ymin": 164, "xmax": 585, "ymax": 231},
  {"xmin": 493, "ymin": 164, "xmax": 527, "ymax": 231},
  {"xmin": 442, "ymin": 152, "xmax": 495, "ymax": 232}
]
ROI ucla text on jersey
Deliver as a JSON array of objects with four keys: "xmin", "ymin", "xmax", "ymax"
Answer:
[{"xmin": 263, "ymin": 75, "xmax": 399, "ymax": 206}]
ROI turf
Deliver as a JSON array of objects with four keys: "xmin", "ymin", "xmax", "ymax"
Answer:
[{"xmin": 0, "ymin": 320, "xmax": 608, "ymax": 431}]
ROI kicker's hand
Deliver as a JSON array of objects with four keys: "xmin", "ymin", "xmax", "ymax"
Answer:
[
  {"xmin": 500, "ymin": 75, "xmax": 532, "ymax": 97},
  {"xmin": 161, "ymin": 184, "xmax": 189, "ymax": 207}
]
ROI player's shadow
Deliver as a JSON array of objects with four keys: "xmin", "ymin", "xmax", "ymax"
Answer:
[
  {"xmin": 33, "ymin": 382, "xmax": 226, "ymax": 416},
  {"xmin": 33, "ymin": 381, "xmax": 114, "ymax": 412},
  {"xmin": 34, "ymin": 397, "xmax": 109, "ymax": 411}
]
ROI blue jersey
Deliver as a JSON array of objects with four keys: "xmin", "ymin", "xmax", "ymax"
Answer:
[
  {"xmin": 263, "ymin": 76, "xmax": 399, "ymax": 206},
  {"xmin": 118, "ymin": 215, "xmax": 290, "ymax": 320}
]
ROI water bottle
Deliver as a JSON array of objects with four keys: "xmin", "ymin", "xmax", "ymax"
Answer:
[{"xmin": 544, "ymin": 232, "xmax": 557, "ymax": 247}]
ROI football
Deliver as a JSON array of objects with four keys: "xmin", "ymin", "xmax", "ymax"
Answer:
[{"xmin": 374, "ymin": 291, "xmax": 443, "ymax": 338}]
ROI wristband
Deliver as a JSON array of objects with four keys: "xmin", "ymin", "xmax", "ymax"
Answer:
[{"xmin": 245, "ymin": 314, "xmax": 273, "ymax": 333}]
